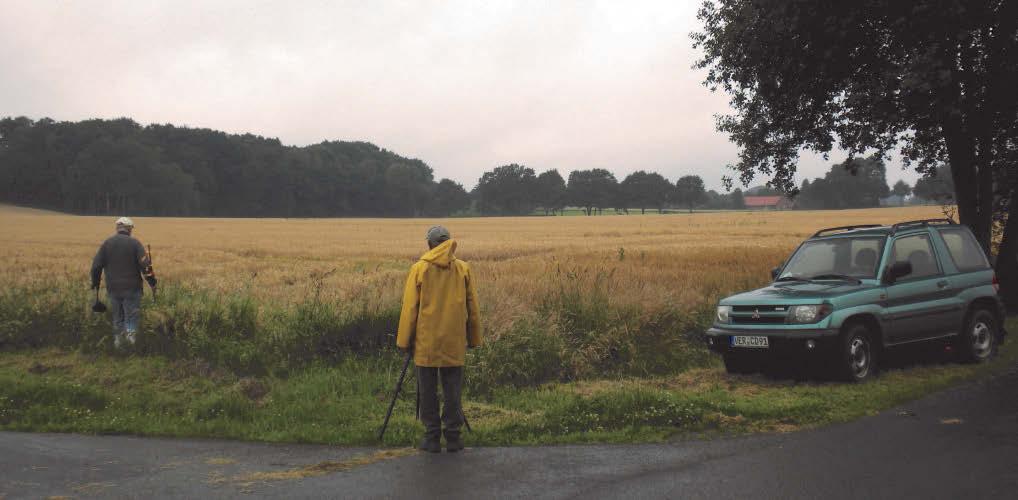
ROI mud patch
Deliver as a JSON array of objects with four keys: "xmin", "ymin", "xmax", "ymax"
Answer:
[{"xmin": 210, "ymin": 448, "xmax": 417, "ymax": 486}]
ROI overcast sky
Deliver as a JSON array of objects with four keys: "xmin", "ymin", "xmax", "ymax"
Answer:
[{"xmin": 0, "ymin": 0, "xmax": 918, "ymax": 191}]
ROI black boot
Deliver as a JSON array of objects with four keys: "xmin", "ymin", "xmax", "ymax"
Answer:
[
  {"xmin": 418, "ymin": 435, "xmax": 441, "ymax": 453},
  {"xmin": 444, "ymin": 432, "xmax": 464, "ymax": 452}
]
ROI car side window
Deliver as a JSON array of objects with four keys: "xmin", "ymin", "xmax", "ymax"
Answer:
[
  {"xmin": 890, "ymin": 234, "xmax": 940, "ymax": 280},
  {"xmin": 939, "ymin": 228, "xmax": 990, "ymax": 272}
]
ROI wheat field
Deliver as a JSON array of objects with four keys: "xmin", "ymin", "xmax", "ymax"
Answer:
[{"xmin": 0, "ymin": 204, "xmax": 944, "ymax": 338}]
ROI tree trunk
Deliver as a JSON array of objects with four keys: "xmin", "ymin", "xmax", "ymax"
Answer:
[{"xmin": 996, "ymin": 194, "xmax": 1018, "ymax": 313}]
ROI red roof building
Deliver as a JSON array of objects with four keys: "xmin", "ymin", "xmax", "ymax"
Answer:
[{"xmin": 744, "ymin": 195, "xmax": 794, "ymax": 210}]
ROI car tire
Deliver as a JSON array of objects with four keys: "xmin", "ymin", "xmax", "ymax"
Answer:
[
  {"xmin": 723, "ymin": 351, "xmax": 759, "ymax": 374},
  {"xmin": 957, "ymin": 309, "xmax": 998, "ymax": 363},
  {"xmin": 835, "ymin": 324, "xmax": 876, "ymax": 382}
]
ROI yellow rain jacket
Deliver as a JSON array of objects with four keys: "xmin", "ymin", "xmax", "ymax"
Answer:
[{"xmin": 396, "ymin": 239, "xmax": 482, "ymax": 367}]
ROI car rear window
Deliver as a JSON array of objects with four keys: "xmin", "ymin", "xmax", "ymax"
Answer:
[{"xmin": 939, "ymin": 228, "xmax": 990, "ymax": 272}]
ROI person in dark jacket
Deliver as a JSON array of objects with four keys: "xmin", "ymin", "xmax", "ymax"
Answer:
[{"xmin": 90, "ymin": 217, "xmax": 156, "ymax": 348}]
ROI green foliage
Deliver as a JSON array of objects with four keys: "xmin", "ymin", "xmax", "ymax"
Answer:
[
  {"xmin": 469, "ymin": 320, "xmax": 565, "ymax": 392},
  {"xmin": 4, "ymin": 317, "xmax": 1012, "ymax": 445},
  {"xmin": 797, "ymin": 156, "xmax": 891, "ymax": 209},
  {"xmin": 0, "ymin": 117, "xmax": 464, "ymax": 217},
  {"xmin": 673, "ymin": 175, "xmax": 707, "ymax": 212},
  {"xmin": 0, "ymin": 278, "xmax": 706, "ymax": 385},
  {"xmin": 620, "ymin": 171, "xmax": 673, "ymax": 214},
  {"xmin": 473, "ymin": 164, "xmax": 540, "ymax": 215},
  {"xmin": 567, "ymin": 169, "xmax": 618, "ymax": 215},
  {"xmin": 912, "ymin": 165, "xmax": 955, "ymax": 204},
  {"xmin": 535, "ymin": 169, "xmax": 568, "ymax": 215}
]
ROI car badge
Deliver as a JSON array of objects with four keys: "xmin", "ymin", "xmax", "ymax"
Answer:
[{"xmin": 752, "ymin": 309, "xmax": 761, "ymax": 319}]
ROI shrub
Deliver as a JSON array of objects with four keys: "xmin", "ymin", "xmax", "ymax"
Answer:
[{"xmin": 468, "ymin": 319, "xmax": 565, "ymax": 392}]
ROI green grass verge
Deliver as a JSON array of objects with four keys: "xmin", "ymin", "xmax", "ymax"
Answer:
[{"xmin": 2, "ymin": 318, "xmax": 1014, "ymax": 446}]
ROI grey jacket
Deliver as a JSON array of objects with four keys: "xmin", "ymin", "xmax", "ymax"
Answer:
[{"xmin": 91, "ymin": 232, "xmax": 150, "ymax": 293}]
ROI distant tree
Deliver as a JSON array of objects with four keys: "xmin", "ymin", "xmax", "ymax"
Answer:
[
  {"xmin": 673, "ymin": 175, "xmax": 707, "ymax": 213},
  {"xmin": 535, "ymin": 169, "xmax": 567, "ymax": 215},
  {"xmin": 429, "ymin": 178, "xmax": 471, "ymax": 216},
  {"xmin": 730, "ymin": 188, "xmax": 745, "ymax": 209},
  {"xmin": 891, "ymin": 180, "xmax": 912, "ymax": 206},
  {"xmin": 620, "ymin": 171, "xmax": 672, "ymax": 214},
  {"xmin": 913, "ymin": 165, "xmax": 956, "ymax": 205},
  {"xmin": 567, "ymin": 169, "xmax": 618, "ymax": 216},
  {"xmin": 385, "ymin": 163, "xmax": 434, "ymax": 217},
  {"xmin": 474, "ymin": 164, "xmax": 538, "ymax": 215},
  {"xmin": 796, "ymin": 156, "xmax": 890, "ymax": 209}
]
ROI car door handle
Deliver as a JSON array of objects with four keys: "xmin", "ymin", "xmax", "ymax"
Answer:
[{"xmin": 936, "ymin": 280, "xmax": 949, "ymax": 289}]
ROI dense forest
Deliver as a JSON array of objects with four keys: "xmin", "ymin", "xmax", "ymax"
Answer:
[{"xmin": 0, "ymin": 116, "xmax": 468, "ymax": 217}]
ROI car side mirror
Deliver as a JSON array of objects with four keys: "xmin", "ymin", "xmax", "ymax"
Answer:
[
  {"xmin": 771, "ymin": 266, "xmax": 781, "ymax": 280},
  {"xmin": 884, "ymin": 261, "xmax": 912, "ymax": 284}
]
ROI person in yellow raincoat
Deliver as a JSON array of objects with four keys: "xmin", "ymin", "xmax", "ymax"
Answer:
[{"xmin": 396, "ymin": 225, "xmax": 482, "ymax": 453}]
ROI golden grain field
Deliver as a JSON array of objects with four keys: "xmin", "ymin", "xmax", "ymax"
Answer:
[{"xmin": 0, "ymin": 204, "xmax": 945, "ymax": 338}]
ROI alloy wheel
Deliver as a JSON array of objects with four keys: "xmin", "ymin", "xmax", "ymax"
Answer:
[
  {"xmin": 849, "ymin": 336, "xmax": 870, "ymax": 379},
  {"xmin": 971, "ymin": 321, "xmax": 993, "ymax": 359}
]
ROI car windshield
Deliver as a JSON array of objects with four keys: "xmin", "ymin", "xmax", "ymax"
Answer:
[{"xmin": 779, "ymin": 236, "xmax": 885, "ymax": 281}]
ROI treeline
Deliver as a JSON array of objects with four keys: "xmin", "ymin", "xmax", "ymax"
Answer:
[
  {"xmin": 787, "ymin": 155, "xmax": 953, "ymax": 210},
  {"xmin": 1, "ymin": 117, "xmax": 954, "ymax": 218},
  {"xmin": 0, "ymin": 116, "xmax": 470, "ymax": 217},
  {"xmin": 471, "ymin": 165, "xmax": 737, "ymax": 215},
  {"xmin": 0, "ymin": 116, "xmax": 739, "ymax": 217}
]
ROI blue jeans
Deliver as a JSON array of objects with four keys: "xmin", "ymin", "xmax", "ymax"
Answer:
[{"xmin": 109, "ymin": 289, "xmax": 142, "ymax": 336}]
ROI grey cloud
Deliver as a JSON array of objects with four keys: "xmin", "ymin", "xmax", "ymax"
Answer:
[{"xmin": 0, "ymin": 0, "xmax": 917, "ymax": 191}]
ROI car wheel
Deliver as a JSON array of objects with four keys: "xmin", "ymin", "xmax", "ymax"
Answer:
[
  {"xmin": 958, "ymin": 309, "xmax": 997, "ymax": 363},
  {"xmin": 723, "ymin": 351, "xmax": 759, "ymax": 374},
  {"xmin": 836, "ymin": 324, "xmax": 876, "ymax": 382}
]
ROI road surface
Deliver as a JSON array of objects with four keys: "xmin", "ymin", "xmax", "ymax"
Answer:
[{"xmin": 2, "ymin": 364, "xmax": 1017, "ymax": 499}]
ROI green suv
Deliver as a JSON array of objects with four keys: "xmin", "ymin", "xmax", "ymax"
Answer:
[{"xmin": 706, "ymin": 219, "xmax": 1007, "ymax": 382}]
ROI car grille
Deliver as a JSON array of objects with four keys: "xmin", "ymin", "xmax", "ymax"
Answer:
[{"xmin": 730, "ymin": 305, "xmax": 789, "ymax": 325}]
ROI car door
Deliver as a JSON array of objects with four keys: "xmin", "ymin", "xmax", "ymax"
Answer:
[{"xmin": 881, "ymin": 233, "xmax": 956, "ymax": 343}]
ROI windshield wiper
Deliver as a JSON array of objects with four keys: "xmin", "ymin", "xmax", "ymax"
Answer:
[
  {"xmin": 809, "ymin": 274, "xmax": 862, "ymax": 284},
  {"xmin": 775, "ymin": 276, "xmax": 810, "ymax": 282}
]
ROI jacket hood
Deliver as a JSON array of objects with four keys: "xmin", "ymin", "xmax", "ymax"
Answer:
[{"xmin": 420, "ymin": 239, "xmax": 457, "ymax": 268}]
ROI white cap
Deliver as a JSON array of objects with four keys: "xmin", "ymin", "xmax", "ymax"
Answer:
[{"xmin": 115, "ymin": 217, "xmax": 135, "ymax": 227}]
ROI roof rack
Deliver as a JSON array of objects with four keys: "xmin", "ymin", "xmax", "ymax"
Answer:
[
  {"xmin": 890, "ymin": 218, "xmax": 956, "ymax": 234},
  {"xmin": 812, "ymin": 224, "xmax": 884, "ymax": 237}
]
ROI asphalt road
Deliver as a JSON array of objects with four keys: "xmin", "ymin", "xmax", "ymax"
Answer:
[{"xmin": 3, "ymin": 365, "xmax": 1017, "ymax": 500}]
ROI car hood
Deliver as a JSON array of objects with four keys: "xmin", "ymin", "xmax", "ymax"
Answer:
[{"xmin": 722, "ymin": 281, "xmax": 879, "ymax": 305}]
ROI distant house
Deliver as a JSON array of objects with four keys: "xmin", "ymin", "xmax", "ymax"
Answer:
[{"xmin": 744, "ymin": 195, "xmax": 794, "ymax": 210}]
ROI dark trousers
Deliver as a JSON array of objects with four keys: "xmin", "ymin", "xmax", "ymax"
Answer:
[{"xmin": 417, "ymin": 366, "xmax": 463, "ymax": 440}]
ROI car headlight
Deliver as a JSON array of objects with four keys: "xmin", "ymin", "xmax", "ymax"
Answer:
[
  {"xmin": 788, "ymin": 304, "xmax": 833, "ymax": 324},
  {"xmin": 716, "ymin": 305, "xmax": 731, "ymax": 324}
]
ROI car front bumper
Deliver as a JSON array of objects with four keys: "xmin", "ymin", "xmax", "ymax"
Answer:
[{"xmin": 705, "ymin": 326, "xmax": 840, "ymax": 354}]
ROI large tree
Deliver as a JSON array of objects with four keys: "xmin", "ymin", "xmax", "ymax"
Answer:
[
  {"xmin": 473, "ymin": 164, "xmax": 539, "ymax": 215},
  {"xmin": 567, "ymin": 169, "xmax": 618, "ymax": 216},
  {"xmin": 694, "ymin": 0, "xmax": 1018, "ymax": 309},
  {"xmin": 428, "ymin": 178, "xmax": 471, "ymax": 216},
  {"xmin": 891, "ymin": 180, "xmax": 912, "ymax": 206},
  {"xmin": 673, "ymin": 175, "xmax": 707, "ymax": 213},
  {"xmin": 620, "ymin": 171, "xmax": 673, "ymax": 214},
  {"xmin": 798, "ymin": 156, "xmax": 891, "ymax": 209},
  {"xmin": 535, "ymin": 169, "xmax": 567, "ymax": 215},
  {"xmin": 913, "ymin": 164, "xmax": 956, "ymax": 204}
]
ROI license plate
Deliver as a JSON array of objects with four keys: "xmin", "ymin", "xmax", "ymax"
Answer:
[{"xmin": 731, "ymin": 335, "xmax": 769, "ymax": 348}]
